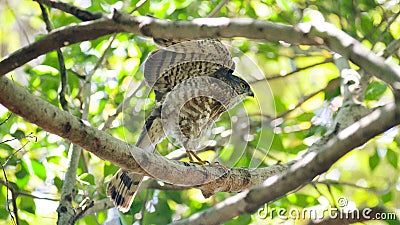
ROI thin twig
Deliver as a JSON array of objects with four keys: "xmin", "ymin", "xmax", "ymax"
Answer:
[
  {"xmin": 34, "ymin": 0, "xmax": 102, "ymax": 21},
  {"xmin": 0, "ymin": 112, "xmax": 12, "ymax": 126},
  {"xmin": 0, "ymin": 179, "xmax": 59, "ymax": 201},
  {"xmin": 10, "ymin": 186, "xmax": 19, "ymax": 225},
  {"xmin": 372, "ymin": 11, "xmax": 400, "ymax": 46},
  {"xmin": 314, "ymin": 180, "xmax": 378, "ymax": 191},
  {"xmin": 68, "ymin": 69, "xmax": 86, "ymax": 79},
  {"xmin": 17, "ymin": 192, "xmax": 59, "ymax": 201},
  {"xmin": 250, "ymin": 58, "xmax": 333, "ymax": 84},
  {"xmin": 0, "ymin": 116, "xmax": 36, "ymax": 225},
  {"xmin": 139, "ymin": 190, "xmax": 151, "ymax": 224},
  {"xmin": 208, "ymin": 0, "xmax": 229, "ymax": 17},
  {"xmin": 247, "ymin": 143, "xmax": 283, "ymax": 164},
  {"xmin": 250, "ymin": 77, "xmax": 340, "ymax": 124},
  {"xmin": 0, "ymin": 167, "xmax": 18, "ymax": 225},
  {"xmin": 129, "ymin": 0, "xmax": 150, "ymax": 14},
  {"xmin": 382, "ymin": 38, "xmax": 400, "ymax": 58},
  {"xmin": 37, "ymin": 5, "xmax": 75, "ymax": 222},
  {"xmin": 310, "ymin": 180, "xmax": 333, "ymax": 205},
  {"xmin": 2, "ymin": 141, "xmax": 30, "ymax": 167},
  {"xmin": 39, "ymin": 3, "xmax": 69, "ymax": 111},
  {"xmin": 57, "ymin": 50, "xmax": 68, "ymax": 111},
  {"xmin": 71, "ymin": 198, "xmax": 94, "ymax": 224},
  {"xmin": 2, "ymin": 132, "xmax": 36, "ymax": 168}
]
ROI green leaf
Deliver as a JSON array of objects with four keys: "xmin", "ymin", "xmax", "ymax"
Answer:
[
  {"xmin": 0, "ymin": 207, "xmax": 9, "ymax": 219},
  {"xmin": 381, "ymin": 191, "xmax": 393, "ymax": 203},
  {"xmin": 143, "ymin": 194, "xmax": 173, "ymax": 225},
  {"xmin": 54, "ymin": 176, "xmax": 63, "ymax": 192},
  {"xmin": 79, "ymin": 173, "xmax": 95, "ymax": 185},
  {"xmin": 31, "ymin": 159, "xmax": 47, "ymax": 180},
  {"xmin": 360, "ymin": 13, "xmax": 373, "ymax": 35},
  {"xmin": 19, "ymin": 196, "xmax": 36, "ymax": 214},
  {"xmin": 80, "ymin": 215, "xmax": 99, "ymax": 225},
  {"xmin": 11, "ymin": 129, "xmax": 25, "ymax": 139},
  {"xmin": 19, "ymin": 219, "xmax": 29, "ymax": 225},
  {"xmin": 0, "ymin": 143, "xmax": 14, "ymax": 152},
  {"xmin": 224, "ymin": 214, "xmax": 251, "ymax": 225},
  {"xmin": 47, "ymin": 156, "xmax": 61, "ymax": 164},
  {"xmin": 386, "ymin": 148, "xmax": 398, "ymax": 169},
  {"xmin": 104, "ymin": 162, "xmax": 118, "ymax": 177},
  {"xmin": 368, "ymin": 150, "xmax": 380, "ymax": 171},
  {"xmin": 365, "ymin": 81, "xmax": 387, "ymax": 101},
  {"xmin": 271, "ymin": 133, "xmax": 284, "ymax": 151},
  {"xmin": 15, "ymin": 161, "xmax": 30, "ymax": 188},
  {"xmin": 324, "ymin": 79, "xmax": 341, "ymax": 100},
  {"xmin": 273, "ymin": 96, "xmax": 287, "ymax": 114},
  {"xmin": 286, "ymin": 194, "xmax": 318, "ymax": 207}
]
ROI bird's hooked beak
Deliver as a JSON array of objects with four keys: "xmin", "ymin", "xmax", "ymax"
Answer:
[{"xmin": 248, "ymin": 90, "xmax": 254, "ymax": 97}]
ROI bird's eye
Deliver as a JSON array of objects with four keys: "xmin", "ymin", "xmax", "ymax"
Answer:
[{"xmin": 240, "ymin": 83, "xmax": 246, "ymax": 89}]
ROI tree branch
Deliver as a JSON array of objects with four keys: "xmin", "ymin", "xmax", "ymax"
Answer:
[
  {"xmin": 169, "ymin": 52, "xmax": 394, "ymax": 225},
  {"xmin": 0, "ymin": 15, "xmax": 314, "ymax": 77},
  {"xmin": 0, "ymin": 176, "xmax": 19, "ymax": 225},
  {"xmin": 170, "ymin": 103, "xmax": 400, "ymax": 225},
  {"xmin": 34, "ymin": 0, "xmax": 103, "ymax": 21},
  {"xmin": 0, "ymin": 76, "xmax": 290, "ymax": 196},
  {"xmin": 249, "ymin": 58, "xmax": 333, "ymax": 84},
  {"xmin": 0, "ymin": 18, "xmax": 120, "ymax": 76},
  {"xmin": 1, "ymin": 67, "xmax": 400, "ymax": 224},
  {"xmin": 1, "ymin": 8, "xmax": 400, "ymax": 223},
  {"xmin": 1, "ymin": 12, "xmax": 398, "ymax": 96},
  {"xmin": 297, "ymin": 22, "xmax": 400, "ymax": 95}
]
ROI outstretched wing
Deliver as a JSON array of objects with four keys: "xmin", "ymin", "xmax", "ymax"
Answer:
[{"xmin": 143, "ymin": 40, "xmax": 235, "ymax": 89}]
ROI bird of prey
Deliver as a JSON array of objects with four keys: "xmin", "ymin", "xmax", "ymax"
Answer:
[{"xmin": 106, "ymin": 39, "xmax": 254, "ymax": 212}]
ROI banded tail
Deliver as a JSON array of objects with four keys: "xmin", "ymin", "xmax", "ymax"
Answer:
[{"xmin": 106, "ymin": 108, "xmax": 164, "ymax": 212}]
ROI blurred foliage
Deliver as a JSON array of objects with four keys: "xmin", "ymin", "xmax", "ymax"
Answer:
[{"xmin": 0, "ymin": 0, "xmax": 400, "ymax": 224}]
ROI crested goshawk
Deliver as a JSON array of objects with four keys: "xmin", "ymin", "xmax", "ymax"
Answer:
[{"xmin": 107, "ymin": 39, "xmax": 254, "ymax": 212}]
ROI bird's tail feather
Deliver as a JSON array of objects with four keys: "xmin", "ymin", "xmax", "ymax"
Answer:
[
  {"xmin": 107, "ymin": 115, "xmax": 163, "ymax": 211},
  {"xmin": 106, "ymin": 170, "xmax": 143, "ymax": 212}
]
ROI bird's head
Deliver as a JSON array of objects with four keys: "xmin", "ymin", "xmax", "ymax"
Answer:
[{"xmin": 215, "ymin": 68, "xmax": 254, "ymax": 98}]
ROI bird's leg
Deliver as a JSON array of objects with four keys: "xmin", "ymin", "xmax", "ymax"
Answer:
[
  {"xmin": 186, "ymin": 150, "xmax": 195, "ymax": 162},
  {"xmin": 186, "ymin": 150, "xmax": 209, "ymax": 165}
]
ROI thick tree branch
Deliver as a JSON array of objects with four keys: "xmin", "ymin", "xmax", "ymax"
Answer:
[
  {"xmin": 0, "ymin": 18, "xmax": 120, "ymax": 76},
  {"xmin": 1, "ymin": 70, "xmax": 400, "ymax": 224},
  {"xmin": 297, "ymin": 22, "xmax": 400, "ymax": 94},
  {"xmin": 169, "ymin": 54, "xmax": 394, "ymax": 225},
  {"xmin": 171, "ymin": 103, "xmax": 400, "ymax": 225},
  {"xmin": 0, "ymin": 15, "xmax": 314, "ymax": 76},
  {"xmin": 0, "ymin": 7, "xmax": 400, "ymax": 223},
  {"xmin": 1, "ymin": 13, "xmax": 399, "ymax": 96},
  {"xmin": 0, "ymin": 76, "xmax": 289, "ymax": 195}
]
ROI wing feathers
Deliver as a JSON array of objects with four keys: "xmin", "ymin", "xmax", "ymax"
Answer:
[{"xmin": 144, "ymin": 40, "xmax": 234, "ymax": 87}]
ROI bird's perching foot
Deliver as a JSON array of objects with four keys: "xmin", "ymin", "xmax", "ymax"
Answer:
[{"xmin": 186, "ymin": 150, "xmax": 209, "ymax": 165}]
